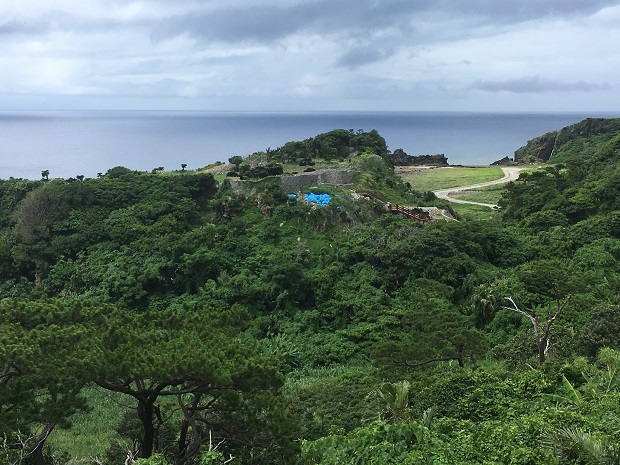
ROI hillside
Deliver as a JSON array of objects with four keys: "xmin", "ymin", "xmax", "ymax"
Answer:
[
  {"xmin": 513, "ymin": 117, "xmax": 620, "ymax": 164},
  {"xmin": 501, "ymin": 124, "xmax": 620, "ymax": 224},
  {"xmin": 1, "ymin": 123, "xmax": 620, "ymax": 465}
]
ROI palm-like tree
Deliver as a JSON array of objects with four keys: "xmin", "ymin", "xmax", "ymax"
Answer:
[
  {"xmin": 41, "ymin": 170, "xmax": 49, "ymax": 180},
  {"xmin": 542, "ymin": 427, "xmax": 619, "ymax": 464},
  {"xmin": 181, "ymin": 163, "xmax": 187, "ymax": 171},
  {"xmin": 369, "ymin": 380, "xmax": 411, "ymax": 422}
]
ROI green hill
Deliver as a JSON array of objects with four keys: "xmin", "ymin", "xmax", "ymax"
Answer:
[
  {"xmin": 1, "ymin": 124, "xmax": 620, "ymax": 465},
  {"xmin": 501, "ymin": 121, "xmax": 620, "ymax": 224},
  {"xmin": 514, "ymin": 117, "xmax": 620, "ymax": 164}
]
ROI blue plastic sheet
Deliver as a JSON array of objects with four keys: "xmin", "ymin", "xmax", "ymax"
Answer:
[{"xmin": 304, "ymin": 192, "xmax": 332, "ymax": 206}]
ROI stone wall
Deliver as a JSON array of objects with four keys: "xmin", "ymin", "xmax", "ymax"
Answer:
[
  {"xmin": 228, "ymin": 169, "xmax": 356, "ymax": 195},
  {"xmin": 279, "ymin": 169, "xmax": 355, "ymax": 193}
]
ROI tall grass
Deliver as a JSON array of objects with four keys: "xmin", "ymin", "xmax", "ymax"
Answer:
[
  {"xmin": 285, "ymin": 362, "xmax": 376, "ymax": 392},
  {"xmin": 49, "ymin": 386, "xmax": 131, "ymax": 461}
]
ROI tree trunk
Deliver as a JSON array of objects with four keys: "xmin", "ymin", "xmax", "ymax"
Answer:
[
  {"xmin": 137, "ymin": 398, "xmax": 156, "ymax": 458},
  {"xmin": 538, "ymin": 340, "xmax": 547, "ymax": 365},
  {"xmin": 176, "ymin": 393, "xmax": 203, "ymax": 465},
  {"xmin": 34, "ymin": 263, "xmax": 45, "ymax": 286},
  {"xmin": 31, "ymin": 423, "xmax": 55, "ymax": 465}
]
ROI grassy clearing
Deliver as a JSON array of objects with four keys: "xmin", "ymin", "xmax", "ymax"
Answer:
[
  {"xmin": 450, "ymin": 203, "xmax": 501, "ymax": 222},
  {"xmin": 398, "ymin": 166, "xmax": 504, "ymax": 191},
  {"xmin": 451, "ymin": 184, "xmax": 506, "ymax": 205},
  {"xmin": 285, "ymin": 362, "xmax": 375, "ymax": 391},
  {"xmin": 49, "ymin": 387, "xmax": 131, "ymax": 460},
  {"xmin": 213, "ymin": 173, "xmax": 229, "ymax": 183}
]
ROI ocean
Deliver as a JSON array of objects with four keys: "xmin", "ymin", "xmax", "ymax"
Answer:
[{"xmin": 1, "ymin": 111, "xmax": 618, "ymax": 180}]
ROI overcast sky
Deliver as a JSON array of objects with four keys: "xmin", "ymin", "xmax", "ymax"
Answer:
[{"xmin": 1, "ymin": 0, "xmax": 619, "ymax": 112}]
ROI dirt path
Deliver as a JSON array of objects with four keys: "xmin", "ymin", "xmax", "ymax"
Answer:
[{"xmin": 432, "ymin": 167, "xmax": 524, "ymax": 208}]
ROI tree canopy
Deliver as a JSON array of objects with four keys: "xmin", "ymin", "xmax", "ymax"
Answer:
[{"xmin": 1, "ymin": 123, "xmax": 620, "ymax": 464}]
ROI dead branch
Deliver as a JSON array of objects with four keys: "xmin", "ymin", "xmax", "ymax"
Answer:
[{"xmin": 501, "ymin": 295, "xmax": 572, "ymax": 364}]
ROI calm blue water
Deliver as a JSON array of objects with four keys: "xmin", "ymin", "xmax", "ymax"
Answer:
[{"xmin": 1, "ymin": 111, "xmax": 618, "ymax": 180}]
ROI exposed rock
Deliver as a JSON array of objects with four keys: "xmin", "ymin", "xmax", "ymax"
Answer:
[
  {"xmin": 388, "ymin": 149, "xmax": 449, "ymax": 166},
  {"xmin": 418, "ymin": 206, "xmax": 442, "ymax": 220},
  {"xmin": 491, "ymin": 156, "xmax": 520, "ymax": 166},
  {"xmin": 339, "ymin": 146, "xmax": 357, "ymax": 158},
  {"xmin": 514, "ymin": 132, "xmax": 557, "ymax": 163},
  {"xmin": 514, "ymin": 118, "xmax": 620, "ymax": 164},
  {"xmin": 229, "ymin": 169, "xmax": 356, "ymax": 195}
]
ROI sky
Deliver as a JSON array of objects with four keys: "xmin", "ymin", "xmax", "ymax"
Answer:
[{"xmin": 1, "ymin": 0, "xmax": 619, "ymax": 112}]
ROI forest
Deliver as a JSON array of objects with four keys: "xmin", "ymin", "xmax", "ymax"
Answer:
[{"xmin": 1, "ymin": 120, "xmax": 620, "ymax": 465}]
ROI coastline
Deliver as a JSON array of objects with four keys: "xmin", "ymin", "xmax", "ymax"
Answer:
[{"xmin": 0, "ymin": 111, "xmax": 611, "ymax": 180}]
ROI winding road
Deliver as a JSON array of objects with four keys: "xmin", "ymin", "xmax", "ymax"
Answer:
[{"xmin": 432, "ymin": 167, "xmax": 524, "ymax": 208}]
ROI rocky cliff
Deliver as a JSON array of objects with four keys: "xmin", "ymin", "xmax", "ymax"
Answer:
[
  {"xmin": 388, "ymin": 149, "xmax": 449, "ymax": 166},
  {"xmin": 490, "ymin": 156, "xmax": 520, "ymax": 166},
  {"xmin": 514, "ymin": 118, "xmax": 620, "ymax": 164}
]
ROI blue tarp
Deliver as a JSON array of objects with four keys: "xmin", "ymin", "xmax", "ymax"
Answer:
[
  {"xmin": 288, "ymin": 192, "xmax": 332, "ymax": 206},
  {"xmin": 304, "ymin": 192, "xmax": 332, "ymax": 206}
]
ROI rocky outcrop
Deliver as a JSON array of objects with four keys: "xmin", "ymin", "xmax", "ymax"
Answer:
[
  {"xmin": 491, "ymin": 156, "xmax": 520, "ymax": 166},
  {"xmin": 555, "ymin": 118, "xmax": 620, "ymax": 147},
  {"xmin": 514, "ymin": 118, "xmax": 620, "ymax": 164},
  {"xmin": 388, "ymin": 149, "xmax": 449, "ymax": 166},
  {"xmin": 514, "ymin": 132, "xmax": 557, "ymax": 163}
]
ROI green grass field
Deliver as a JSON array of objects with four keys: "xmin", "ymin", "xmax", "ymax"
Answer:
[
  {"xmin": 450, "ymin": 203, "xmax": 501, "ymax": 221},
  {"xmin": 395, "ymin": 166, "xmax": 510, "ymax": 221},
  {"xmin": 398, "ymin": 166, "xmax": 504, "ymax": 192},
  {"xmin": 451, "ymin": 184, "xmax": 506, "ymax": 205}
]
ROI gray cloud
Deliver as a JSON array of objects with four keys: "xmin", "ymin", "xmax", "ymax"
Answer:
[
  {"xmin": 145, "ymin": 0, "xmax": 619, "ymax": 74},
  {"xmin": 150, "ymin": 0, "xmax": 413, "ymax": 44},
  {"xmin": 0, "ymin": 18, "xmax": 51, "ymax": 36},
  {"xmin": 4, "ymin": 0, "xmax": 617, "ymax": 45},
  {"xmin": 152, "ymin": 6, "xmax": 301, "ymax": 44},
  {"xmin": 470, "ymin": 76, "xmax": 613, "ymax": 94},
  {"xmin": 150, "ymin": 0, "xmax": 618, "ymax": 45},
  {"xmin": 446, "ymin": 0, "xmax": 617, "ymax": 21},
  {"xmin": 336, "ymin": 46, "xmax": 397, "ymax": 69},
  {"xmin": 1, "ymin": 0, "xmax": 619, "ymax": 111}
]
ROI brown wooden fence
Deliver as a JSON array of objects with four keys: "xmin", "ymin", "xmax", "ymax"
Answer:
[
  {"xmin": 357, "ymin": 190, "xmax": 431, "ymax": 223},
  {"xmin": 357, "ymin": 190, "xmax": 387, "ymax": 203},
  {"xmin": 387, "ymin": 204, "xmax": 432, "ymax": 223}
]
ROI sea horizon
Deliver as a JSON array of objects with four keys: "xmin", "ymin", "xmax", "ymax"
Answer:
[{"xmin": 1, "ymin": 110, "xmax": 619, "ymax": 180}]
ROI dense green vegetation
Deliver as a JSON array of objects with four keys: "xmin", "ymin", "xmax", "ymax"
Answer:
[
  {"xmin": 1, "ymin": 122, "xmax": 620, "ymax": 464},
  {"xmin": 227, "ymin": 128, "xmax": 389, "ymax": 180},
  {"xmin": 514, "ymin": 118, "xmax": 620, "ymax": 164}
]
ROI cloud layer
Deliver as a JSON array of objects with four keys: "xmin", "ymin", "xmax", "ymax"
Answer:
[{"xmin": 0, "ymin": 0, "xmax": 618, "ymax": 110}]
